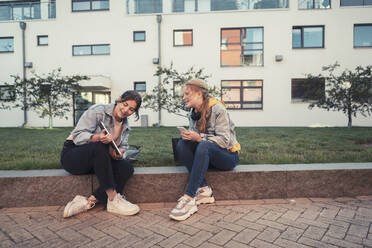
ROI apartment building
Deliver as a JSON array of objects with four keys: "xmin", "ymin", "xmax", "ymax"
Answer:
[{"xmin": 0, "ymin": 0, "xmax": 371, "ymax": 127}]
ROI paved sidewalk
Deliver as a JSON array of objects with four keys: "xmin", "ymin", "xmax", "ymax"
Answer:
[{"xmin": 1, "ymin": 197, "xmax": 372, "ymax": 248}]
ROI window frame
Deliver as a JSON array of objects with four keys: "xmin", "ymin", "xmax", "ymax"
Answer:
[
  {"xmin": 37, "ymin": 35, "xmax": 48, "ymax": 46},
  {"xmin": 73, "ymin": 90, "xmax": 111, "ymax": 125},
  {"xmin": 71, "ymin": 0, "xmax": 110, "ymax": 12},
  {"xmin": 0, "ymin": 85, "xmax": 16, "ymax": 101},
  {"xmin": 173, "ymin": 29, "xmax": 193, "ymax": 47},
  {"xmin": 72, "ymin": 44, "xmax": 110, "ymax": 56},
  {"xmin": 298, "ymin": 0, "xmax": 331, "ymax": 9},
  {"xmin": 291, "ymin": 78, "xmax": 325, "ymax": 103},
  {"xmin": 292, "ymin": 25, "xmax": 325, "ymax": 49},
  {"xmin": 0, "ymin": 37, "xmax": 14, "ymax": 53},
  {"xmin": 221, "ymin": 80, "xmax": 263, "ymax": 110},
  {"xmin": 353, "ymin": 23, "xmax": 372, "ymax": 48},
  {"xmin": 133, "ymin": 31, "xmax": 146, "ymax": 42},
  {"xmin": 220, "ymin": 27, "xmax": 264, "ymax": 67},
  {"xmin": 340, "ymin": 0, "xmax": 372, "ymax": 6},
  {"xmin": 134, "ymin": 81, "xmax": 146, "ymax": 92}
]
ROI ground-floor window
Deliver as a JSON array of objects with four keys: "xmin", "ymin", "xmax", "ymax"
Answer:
[
  {"xmin": 291, "ymin": 78, "xmax": 325, "ymax": 102},
  {"xmin": 73, "ymin": 90, "xmax": 111, "ymax": 125},
  {"xmin": 0, "ymin": 85, "xmax": 15, "ymax": 101},
  {"xmin": 221, "ymin": 80, "xmax": 263, "ymax": 109}
]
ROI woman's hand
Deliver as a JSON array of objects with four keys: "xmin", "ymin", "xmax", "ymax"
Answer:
[
  {"xmin": 109, "ymin": 147, "xmax": 124, "ymax": 159},
  {"xmin": 99, "ymin": 130, "xmax": 113, "ymax": 144},
  {"xmin": 181, "ymin": 130, "xmax": 201, "ymax": 142}
]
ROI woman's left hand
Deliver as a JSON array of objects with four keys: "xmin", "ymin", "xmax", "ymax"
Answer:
[
  {"xmin": 109, "ymin": 147, "xmax": 125, "ymax": 160},
  {"xmin": 181, "ymin": 130, "xmax": 201, "ymax": 142}
]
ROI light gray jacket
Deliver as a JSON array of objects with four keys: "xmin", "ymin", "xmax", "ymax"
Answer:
[
  {"xmin": 189, "ymin": 103, "xmax": 239, "ymax": 151},
  {"xmin": 68, "ymin": 104, "xmax": 130, "ymax": 152}
]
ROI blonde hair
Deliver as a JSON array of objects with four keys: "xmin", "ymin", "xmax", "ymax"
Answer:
[{"xmin": 185, "ymin": 80, "xmax": 210, "ymax": 133}]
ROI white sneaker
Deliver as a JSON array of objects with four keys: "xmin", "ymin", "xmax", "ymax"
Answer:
[
  {"xmin": 63, "ymin": 195, "xmax": 95, "ymax": 218},
  {"xmin": 196, "ymin": 186, "xmax": 215, "ymax": 205},
  {"xmin": 107, "ymin": 193, "xmax": 140, "ymax": 216},
  {"xmin": 169, "ymin": 196, "xmax": 198, "ymax": 221}
]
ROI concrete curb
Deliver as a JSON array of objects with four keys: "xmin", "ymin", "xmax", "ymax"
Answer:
[{"xmin": 0, "ymin": 162, "xmax": 372, "ymax": 208}]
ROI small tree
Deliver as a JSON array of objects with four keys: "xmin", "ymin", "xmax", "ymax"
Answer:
[
  {"xmin": 304, "ymin": 63, "xmax": 372, "ymax": 128},
  {"xmin": 0, "ymin": 68, "xmax": 88, "ymax": 128},
  {"xmin": 143, "ymin": 64, "xmax": 221, "ymax": 119}
]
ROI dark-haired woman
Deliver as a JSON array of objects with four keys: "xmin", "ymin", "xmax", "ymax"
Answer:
[
  {"xmin": 169, "ymin": 80, "xmax": 240, "ymax": 221},
  {"xmin": 61, "ymin": 90, "xmax": 142, "ymax": 218}
]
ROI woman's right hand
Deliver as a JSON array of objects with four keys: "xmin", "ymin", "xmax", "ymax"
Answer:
[{"xmin": 99, "ymin": 130, "xmax": 113, "ymax": 144}]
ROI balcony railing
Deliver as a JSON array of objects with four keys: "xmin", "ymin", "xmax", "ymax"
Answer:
[
  {"xmin": 127, "ymin": 0, "xmax": 289, "ymax": 14},
  {"xmin": 0, "ymin": 1, "xmax": 56, "ymax": 21}
]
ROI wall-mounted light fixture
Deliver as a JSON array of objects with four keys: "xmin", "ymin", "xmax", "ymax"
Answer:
[
  {"xmin": 24, "ymin": 62, "xmax": 33, "ymax": 68},
  {"xmin": 275, "ymin": 55, "xmax": 283, "ymax": 62},
  {"xmin": 152, "ymin": 58, "xmax": 159, "ymax": 64}
]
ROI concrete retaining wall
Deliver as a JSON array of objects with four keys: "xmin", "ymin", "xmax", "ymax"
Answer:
[{"xmin": 1, "ymin": 163, "xmax": 372, "ymax": 208}]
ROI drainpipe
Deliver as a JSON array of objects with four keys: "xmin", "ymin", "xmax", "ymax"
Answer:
[
  {"xmin": 19, "ymin": 21, "xmax": 27, "ymax": 128},
  {"xmin": 156, "ymin": 14, "xmax": 162, "ymax": 126}
]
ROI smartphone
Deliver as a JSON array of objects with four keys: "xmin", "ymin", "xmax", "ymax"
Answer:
[
  {"xmin": 98, "ymin": 121, "xmax": 122, "ymax": 156},
  {"xmin": 177, "ymin": 126, "xmax": 187, "ymax": 133}
]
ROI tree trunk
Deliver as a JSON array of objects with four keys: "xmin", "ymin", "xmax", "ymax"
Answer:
[
  {"xmin": 347, "ymin": 110, "xmax": 352, "ymax": 128},
  {"xmin": 48, "ymin": 101, "xmax": 53, "ymax": 129},
  {"xmin": 49, "ymin": 116, "xmax": 53, "ymax": 129}
]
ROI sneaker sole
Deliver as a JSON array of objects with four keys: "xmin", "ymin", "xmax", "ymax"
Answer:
[
  {"xmin": 196, "ymin": 196, "xmax": 215, "ymax": 205},
  {"xmin": 107, "ymin": 207, "xmax": 140, "ymax": 216},
  {"xmin": 169, "ymin": 206, "xmax": 198, "ymax": 221}
]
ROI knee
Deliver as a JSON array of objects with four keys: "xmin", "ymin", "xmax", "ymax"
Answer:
[
  {"xmin": 196, "ymin": 141, "xmax": 210, "ymax": 153},
  {"xmin": 92, "ymin": 142, "xmax": 109, "ymax": 154}
]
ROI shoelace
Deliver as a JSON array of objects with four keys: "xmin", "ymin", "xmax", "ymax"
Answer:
[
  {"xmin": 176, "ymin": 197, "xmax": 188, "ymax": 208},
  {"xmin": 116, "ymin": 194, "xmax": 131, "ymax": 206}
]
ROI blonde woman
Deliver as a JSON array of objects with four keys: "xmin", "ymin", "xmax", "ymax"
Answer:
[
  {"xmin": 61, "ymin": 91, "xmax": 142, "ymax": 218},
  {"xmin": 170, "ymin": 79, "xmax": 240, "ymax": 221}
]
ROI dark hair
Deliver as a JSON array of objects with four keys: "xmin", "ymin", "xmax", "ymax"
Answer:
[{"xmin": 116, "ymin": 90, "xmax": 142, "ymax": 121}]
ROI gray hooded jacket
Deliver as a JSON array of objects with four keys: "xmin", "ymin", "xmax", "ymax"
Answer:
[
  {"xmin": 189, "ymin": 102, "xmax": 239, "ymax": 151},
  {"xmin": 67, "ymin": 104, "xmax": 130, "ymax": 152}
]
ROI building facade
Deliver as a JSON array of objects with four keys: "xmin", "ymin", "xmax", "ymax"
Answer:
[{"xmin": 0, "ymin": 0, "xmax": 371, "ymax": 127}]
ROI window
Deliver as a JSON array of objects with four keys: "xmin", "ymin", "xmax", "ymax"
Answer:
[
  {"xmin": 0, "ymin": 37, "xmax": 14, "ymax": 53},
  {"xmin": 221, "ymin": 80, "xmax": 263, "ymax": 109},
  {"xmin": 298, "ymin": 0, "xmax": 330, "ymax": 9},
  {"xmin": 37, "ymin": 35, "xmax": 48, "ymax": 46},
  {"xmin": 292, "ymin": 26, "xmax": 324, "ymax": 48},
  {"xmin": 74, "ymin": 91, "xmax": 111, "ymax": 125},
  {"xmin": 221, "ymin": 27, "xmax": 263, "ymax": 66},
  {"xmin": 340, "ymin": 0, "xmax": 372, "ymax": 6},
  {"xmin": 173, "ymin": 30, "xmax": 193, "ymax": 46},
  {"xmin": 0, "ymin": 1, "xmax": 56, "ymax": 21},
  {"xmin": 211, "ymin": 0, "xmax": 288, "ymax": 11},
  {"xmin": 134, "ymin": 82, "xmax": 146, "ymax": 93},
  {"xmin": 173, "ymin": 81, "xmax": 183, "ymax": 97},
  {"xmin": 72, "ymin": 44, "xmax": 110, "ymax": 56},
  {"xmin": 0, "ymin": 85, "xmax": 15, "ymax": 101},
  {"xmin": 132, "ymin": 0, "xmax": 162, "ymax": 14},
  {"xmin": 133, "ymin": 31, "xmax": 146, "ymax": 42},
  {"xmin": 291, "ymin": 78, "xmax": 325, "ymax": 102},
  {"xmin": 354, "ymin": 24, "xmax": 372, "ymax": 48},
  {"xmin": 72, "ymin": 0, "xmax": 109, "ymax": 11},
  {"xmin": 172, "ymin": 0, "xmax": 196, "ymax": 12}
]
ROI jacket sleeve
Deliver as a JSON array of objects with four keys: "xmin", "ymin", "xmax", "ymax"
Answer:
[
  {"xmin": 203, "ymin": 106, "xmax": 231, "ymax": 149},
  {"xmin": 71, "ymin": 107, "xmax": 100, "ymax": 145}
]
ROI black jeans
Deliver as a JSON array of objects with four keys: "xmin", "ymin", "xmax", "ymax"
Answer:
[{"xmin": 60, "ymin": 140, "xmax": 134, "ymax": 205}]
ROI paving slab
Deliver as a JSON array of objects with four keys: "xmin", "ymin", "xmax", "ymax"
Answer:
[{"xmin": 1, "ymin": 196, "xmax": 371, "ymax": 248}]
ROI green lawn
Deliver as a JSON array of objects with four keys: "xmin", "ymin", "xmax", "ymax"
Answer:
[{"xmin": 0, "ymin": 127, "xmax": 371, "ymax": 170}]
